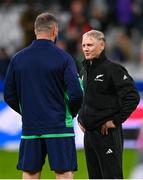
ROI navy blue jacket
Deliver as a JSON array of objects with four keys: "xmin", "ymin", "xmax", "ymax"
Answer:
[{"xmin": 4, "ymin": 40, "xmax": 83, "ymax": 136}]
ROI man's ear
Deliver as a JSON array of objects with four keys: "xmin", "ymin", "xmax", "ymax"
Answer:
[
  {"xmin": 101, "ymin": 41, "xmax": 105, "ymax": 51},
  {"xmin": 34, "ymin": 29, "xmax": 37, "ymax": 36},
  {"xmin": 51, "ymin": 25, "xmax": 57, "ymax": 37}
]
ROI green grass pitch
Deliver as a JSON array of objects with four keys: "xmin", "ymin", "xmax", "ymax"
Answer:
[{"xmin": 0, "ymin": 149, "xmax": 138, "ymax": 179}]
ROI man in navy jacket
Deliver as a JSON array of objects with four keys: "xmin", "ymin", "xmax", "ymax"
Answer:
[{"xmin": 4, "ymin": 12, "xmax": 83, "ymax": 179}]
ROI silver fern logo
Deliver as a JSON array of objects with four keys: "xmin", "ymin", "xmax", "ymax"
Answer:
[{"xmin": 94, "ymin": 74, "xmax": 104, "ymax": 82}]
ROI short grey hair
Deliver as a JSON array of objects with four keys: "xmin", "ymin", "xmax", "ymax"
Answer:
[
  {"xmin": 83, "ymin": 30, "xmax": 105, "ymax": 42},
  {"xmin": 34, "ymin": 12, "xmax": 58, "ymax": 32}
]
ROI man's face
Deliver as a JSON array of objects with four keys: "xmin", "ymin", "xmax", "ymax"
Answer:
[{"xmin": 82, "ymin": 35, "xmax": 104, "ymax": 60}]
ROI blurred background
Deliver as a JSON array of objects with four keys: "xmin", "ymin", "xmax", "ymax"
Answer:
[{"xmin": 0, "ymin": 0, "xmax": 143, "ymax": 178}]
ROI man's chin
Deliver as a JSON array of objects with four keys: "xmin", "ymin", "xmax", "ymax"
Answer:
[{"xmin": 85, "ymin": 57, "xmax": 91, "ymax": 60}]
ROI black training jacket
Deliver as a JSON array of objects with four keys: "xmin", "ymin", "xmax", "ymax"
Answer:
[{"xmin": 78, "ymin": 52, "xmax": 140, "ymax": 130}]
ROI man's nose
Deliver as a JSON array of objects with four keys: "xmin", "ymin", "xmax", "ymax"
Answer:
[{"xmin": 84, "ymin": 47, "xmax": 89, "ymax": 51}]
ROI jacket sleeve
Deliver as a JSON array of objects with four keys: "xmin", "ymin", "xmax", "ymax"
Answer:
[
  {"xmin": 111, "ymin": 64, "xmax": 140, "ymax": 126},
  {"xmin": 64, "ymin": 55, "xmax": 83, "ymax": 118},
  {"xmin": 4, "ymin": 58, "xmax": 21, "ymax": 114}
]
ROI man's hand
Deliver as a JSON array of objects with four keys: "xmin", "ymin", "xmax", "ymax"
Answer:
[
  {"xmin": 101, "ymin": 120, "xmax": 116, "ymax": 135},
  {"xmin": 78, "ymin": 122, "xmax": 85, "ymax": 133}
]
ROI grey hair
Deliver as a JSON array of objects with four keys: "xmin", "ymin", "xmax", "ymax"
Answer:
[
  {"xmin": 83, "ymin": 30, "xmax": 105, "ymax": 42},
  {"xmin": 34, "ymin": 12, "xmax": 58, "ymax": 32}
]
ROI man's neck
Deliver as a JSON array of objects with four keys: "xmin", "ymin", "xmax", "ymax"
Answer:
[{"xmin": 36, "ymin": 34, "xmax": 55, "ymax": 42}]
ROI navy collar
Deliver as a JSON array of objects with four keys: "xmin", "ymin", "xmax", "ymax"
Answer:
[{"xmin": 30, "ymin": 39, "xmax": 55, "ymax": 47}]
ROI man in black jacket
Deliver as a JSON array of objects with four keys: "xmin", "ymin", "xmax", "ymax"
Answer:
[{"xmin": 78, "ymin": 30, "xmax": 140, "ymax": 179}]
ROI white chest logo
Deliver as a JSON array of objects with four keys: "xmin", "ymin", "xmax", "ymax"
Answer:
[
  {"xmin": 94, "ymin": 74, "xmax": 104, "ymax": 82},
  {"xmin": 123, "ymin": 74, "xmax": 128, "ymax": 80}
]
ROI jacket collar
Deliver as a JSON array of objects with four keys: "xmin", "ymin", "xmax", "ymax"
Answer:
[
  {"xmin": 82, "ymin": 51, "xmax": 107, "ymax": 67},
  {"xmin": 30, "ymin": 39, "xmax": 55, "ymax": 47}
]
